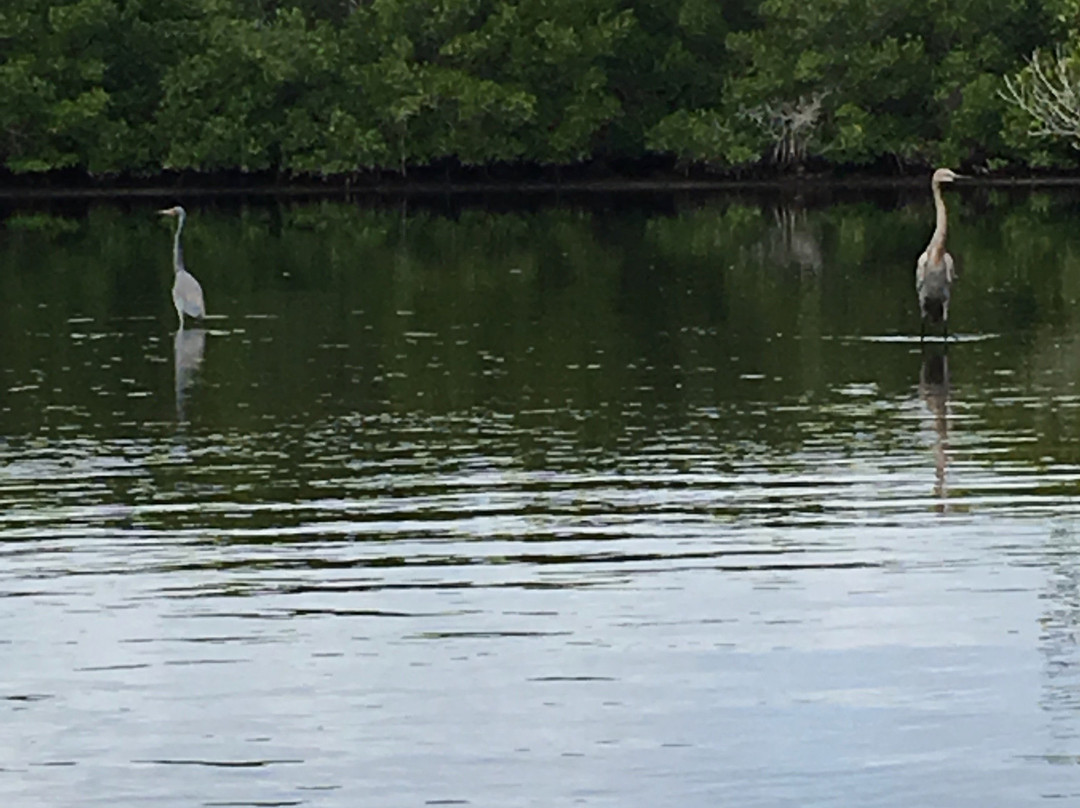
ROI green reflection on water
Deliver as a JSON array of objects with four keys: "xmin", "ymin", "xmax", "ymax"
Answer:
[{"xmin": 3, "ymin": 190, "xmax": 1080, "ymax": 466}]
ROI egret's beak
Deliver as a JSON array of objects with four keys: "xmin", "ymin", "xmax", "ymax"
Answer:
[{"xmin": 158, "ymin": 207, "xmax": 175, "ymax": 216}]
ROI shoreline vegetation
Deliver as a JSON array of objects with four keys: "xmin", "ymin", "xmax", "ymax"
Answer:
[
  {"xmin": 6, "ymin": 164, "xmax": 1080, "ymax": 201},
  {"xmin": 8, "ymin": 168, "xmax": 1080, "ymax": 202},
  {"xmin": 4, "ymin": 0, "xmax": 1080, "ymax": 194}
]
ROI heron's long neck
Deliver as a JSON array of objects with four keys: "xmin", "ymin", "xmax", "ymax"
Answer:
[
  {"xmin": 929, "ymin": 180, "xmax": 947, "ymax": 257},
  {"xmin": 173, "ymin": 213, "xmax": 186, "ymax": 273}
]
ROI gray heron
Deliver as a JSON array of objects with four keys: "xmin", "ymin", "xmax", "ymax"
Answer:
[{"xmin": 159, "ymin": 205, "xmax": 205, "ymax": 329}]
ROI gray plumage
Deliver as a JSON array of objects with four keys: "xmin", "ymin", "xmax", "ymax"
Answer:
[
  {"xmin": 916, "ymin": 168, "xmax": 962, "ymax": 340},
  {"xmin": 159, "ymin": 205, "xmax": 205, "ymax": 329}
]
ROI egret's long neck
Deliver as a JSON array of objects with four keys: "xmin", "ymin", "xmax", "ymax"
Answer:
[
  {"xmin": 173, "ymin": 212, "xmax": 186, "ymax": 273},
  {"xmin": 929, "ymin": 180, "xmax": 947, "ymax": 256}
]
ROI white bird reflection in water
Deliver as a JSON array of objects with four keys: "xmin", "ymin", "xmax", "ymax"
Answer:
[
  {"xmin": 919, "ymin": 347, "xmax": 951, "ymax": 509},
  {"xmin": 174, "ymin": 328, "xmax": 206, "ymax": 421}
]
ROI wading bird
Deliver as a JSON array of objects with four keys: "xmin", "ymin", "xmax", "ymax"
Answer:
[
  {"xmin": 916, "ymin": 168, "xmax": 963, "ymax": 341},
  {"xmin": 159, "ymin": 205, "xmax": 205, "ymax": 329}
]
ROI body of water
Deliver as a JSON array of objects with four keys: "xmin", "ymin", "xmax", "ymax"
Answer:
[{"xmin": 4, "ymin": 186, "xmax": 1080, "ymax": 806}]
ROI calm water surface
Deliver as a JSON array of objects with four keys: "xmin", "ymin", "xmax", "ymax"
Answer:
[{"xmin": 4, "ymin": 188, "xmax": 1080, "ymax": 806}]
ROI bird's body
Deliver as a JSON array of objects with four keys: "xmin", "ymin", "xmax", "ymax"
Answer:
[
  {"xmin": 916, "ymin": 242, "xmax": 954, "ymax": 324},
  {"xmin": 173, "ymin": 268, "xmax": 205, "ymax": 325},
  {"xmin": 916, "ymin": 168, "xmax": 961, "ymax": 340},
  {"xmin": 159, "ymin": 205, "xmax": 205, "ymax": 329}
]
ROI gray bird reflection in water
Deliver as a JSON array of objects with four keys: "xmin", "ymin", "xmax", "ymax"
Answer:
[
  {"xmin": 174, "ymin": 327, "xmax": 206, "ymax": 421},
  {"xmin": 919, "ymin": 347, "xmax": 951, "ymax": 508}
]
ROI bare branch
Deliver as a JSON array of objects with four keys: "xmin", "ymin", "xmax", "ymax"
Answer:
[
  {"xmin": 742, "ymin": 92, "xmax": 828, "ymax": 165},
  {"xmin": 1001, "ymin": 48, "xmax": 1080, "ymax": 146}
]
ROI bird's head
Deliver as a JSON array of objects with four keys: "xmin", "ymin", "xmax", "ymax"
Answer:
[
  {"xmin": 932, "ymin": 168, "xmax": 963, "ymax": 184},
  {"xmin": 158, "ymin": 205, "xmax": 186, "ymax": 218}
]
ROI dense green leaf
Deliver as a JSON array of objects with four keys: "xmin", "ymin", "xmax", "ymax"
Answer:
[{"xmin": 0, "ymin": 0, "xmax": 1077, "ymax": 175}]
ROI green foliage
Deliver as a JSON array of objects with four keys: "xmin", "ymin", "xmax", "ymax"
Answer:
[
  {"xmin": 0, "ymin": 0, "xmax": 118, "ymax": 171},
  {"xmin": 660, "ymin": 0, "xmax": 1067, "ymax": 168},
  {"xmin": 157, "ymin": 6, "xmax": 318, "ymax": 171},
  {"xmin": 645, "ymin": 109, "xmax": 759, "ymax": 167},
  {"xmin": 440, "ymin": 0, "xmax": 634, "ymax": 163},
  {"xmin": 4, "ymin": 212, "xmax": 81, "ymax": 233},
  {"xmin": 0, "ymin": 0, "xmax": 1078, "ymax": 175}
]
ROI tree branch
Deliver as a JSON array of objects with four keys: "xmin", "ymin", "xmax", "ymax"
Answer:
[{"xmin": 1002, "ymin": 48, "xmax": 1080, "ymax": 146}]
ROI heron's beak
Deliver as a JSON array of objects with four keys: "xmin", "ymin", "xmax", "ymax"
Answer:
[{"xmin": 157, "ymin": 208, "xmax": 174, "ymax": 216}]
